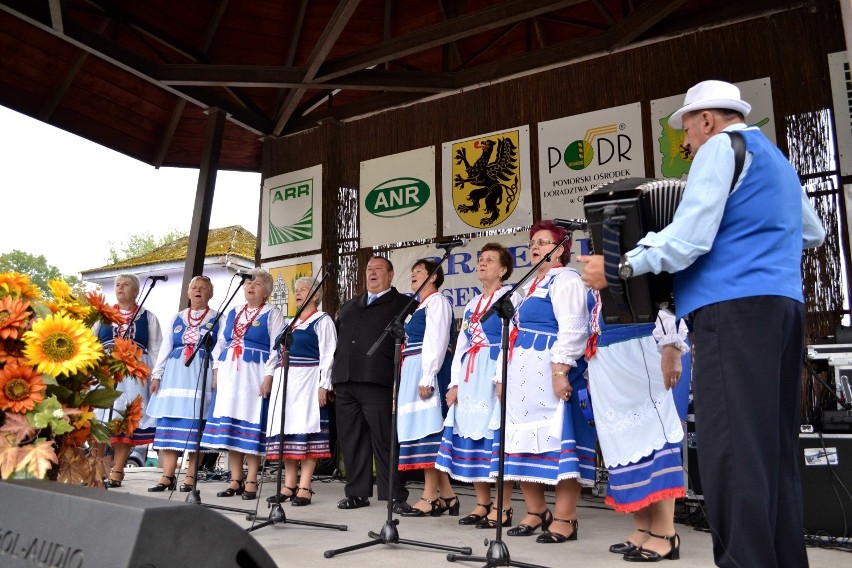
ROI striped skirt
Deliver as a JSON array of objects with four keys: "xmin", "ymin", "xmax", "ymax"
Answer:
[
  {"xmin": 399, "ymin": 431, "xmax": 443, "ymax": 470},
  {"xmin": 435, "ymin": 427, "xmax": 495, "ymax": 483},
  {"xmin": 152, "ymin": 418, "xmax": 210, "ymax": 453},
  {"xmin": 112, "ymin": 426, "xmax": 155, "ymax": 447},
  {"xmin": 604, "ymin": 441, "xmax": 685, "ymax": 513},
  {"xmin": 266, "ymin": 410, "xmax": 331, "ymax": 461},
  {"xmin": 200, "ymin": 391, "xmax": 269, "ymax": 456}
]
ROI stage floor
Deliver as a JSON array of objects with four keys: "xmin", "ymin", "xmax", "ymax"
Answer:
[{"xmin": 114, "ymin": 467, "xmax": 841, "ymax": 567}]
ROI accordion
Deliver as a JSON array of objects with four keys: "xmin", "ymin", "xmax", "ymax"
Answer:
[{"xmin": 583, "ymin": 177, "xmax": 686, "ymax": 324}]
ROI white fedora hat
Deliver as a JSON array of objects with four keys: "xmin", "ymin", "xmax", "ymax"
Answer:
[{"xmin": 668, "ymin": 80, "xmax": 752, "ymax": 130}]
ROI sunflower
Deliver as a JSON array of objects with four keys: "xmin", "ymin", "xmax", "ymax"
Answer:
[
  {"xmin": 65, "ymin": 406, "xmax": 95, "ymax": 446},
  {"xmin": 0, "ymin": 338, "xmax": 29, "ymax": 366},
  {"xmin": 85, "ymin": 291, "xmax": 126, "ymax": 327},
  {"xmin": 110, "ymin": 337, "xmax": 150, "ymax": 382},
  {"xmin": 46, "ymin": 300, "xmax": 92, "ymax": 321},
  {"xmin": 0, "ymin": 296, "xmax": 31, "ymax": 340},
  {"xmin": 22, "ymin": 314, "xmax": 103, "ymax": 377},
  {"xmin": 0, "ymin": 363, "xmax": 46, "ymax": 413},
  {"xmin": 0, "ymin": 272, "xmax": 41, "ymax": 301},
  {"xmin": 47, "ymin": 279, "xmax": 75, "ymax": 302}
]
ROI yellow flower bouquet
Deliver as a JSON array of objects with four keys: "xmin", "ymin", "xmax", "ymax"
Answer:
[{"xmin": 0, "ymin": 272, "xmax": 150, "ymax": 486}]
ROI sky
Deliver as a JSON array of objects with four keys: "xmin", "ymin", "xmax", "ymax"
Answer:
[{"xmin": 0, "ymin": 105, "xmax": 261, "ymax": 276}]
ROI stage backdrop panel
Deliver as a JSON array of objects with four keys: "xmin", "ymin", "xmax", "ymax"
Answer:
[
  {"xmin": 359, "ymin": 146, "xmax": 437, "ymax": 248},
  {"xmin": 441, "ymin": 126, "xmax": 533, "ymax": 235},
  {"xmin": 651, "ymin": 77, "xmax": 776, "ymax": 179},
  {"xmin": 262, "ymin": 254, "xmax": 323, "ymax": 319},
  {"xmin": 539, "ymin": 103, "xmax": 646, "ymax": 221},
  {"xmin": 261, "ymin": 164, "xmax": 323, "ymax": 258},
  {"xmin": 829, "ymin": 51, "xmax": 852, "ymax": 176},
  {"xmin": 388, "ymin": 232, "xmax": 588, "ymax": 318}
]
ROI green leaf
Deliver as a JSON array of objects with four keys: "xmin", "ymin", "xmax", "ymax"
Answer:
[
  {"xmin": 82, "ymin": 388, "xmax": 121, "ymax": 409},
  {"xmin": 88, "ymin": 421, "xmax": 111, "ymax": 442},
  {"xmin": 45, "ymin": 384, "xmax": 73, "ymax": 403}
]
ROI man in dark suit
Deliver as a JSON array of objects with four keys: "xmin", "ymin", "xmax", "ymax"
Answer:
[{"xmin": 332, "ymin": 256, "xmax": 414, "ymax": 510}]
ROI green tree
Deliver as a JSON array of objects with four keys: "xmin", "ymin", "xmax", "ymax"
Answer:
[
  {"xmin": 106, "ymin": 229, "xmax": 187, "ymax": 264},
  {"xmin": 0, "ymin": 250, "xmax": 80, "ymax": 291}
]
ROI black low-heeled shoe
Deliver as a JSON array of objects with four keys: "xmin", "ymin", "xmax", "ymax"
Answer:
[
  {"xmin": 475, "ymin": 507, "xmax": 513, "ymax": 529},
  {"xmin": 536, "ymin": 518, "xmax": 578, "ymax": 543},
  {"xmin": 106, "ymin": 470, "xmax": 125, "ymax": 488},
  {"xmin": 506, "ymin": 508, "xmax": 552, "ymax": 536},
  {"xmin": 216, "ymin": 479, "xmax": 244, "ymax": 497},
  {"xmin": 179, "ymin": 475, "xmax": 194, "ymax": 493},
  {"xmin": 291, "ymin": 486, "xmax": 315, "ymax": 506},
  {"xmin": 147, "ymin": 475, "xmax": 176, "ymax": 492},
  {"xmin": 241, "ymin": 480, "xmax": 259, "ymax": 500},
  {"xmin": 459, "ymin": 502, "xmax": 493, "ymax": 525},
  {"xmin": 266, "ymin": 486, "xmax": 296, "ymax": 504},
  {"xmin": 623, "ymin": 532, "xmax": 680, "ymax": 562},
  {"xmin": 433, "ymin": 495, "xmax": 460, "ymax": 517},
  {"xmin": 400, "ymin": 497, "xmax": 439, "ymax": 517},
  {"xmin": 610, "ymin": 529, "xmax": 650, "ymax": 554}
]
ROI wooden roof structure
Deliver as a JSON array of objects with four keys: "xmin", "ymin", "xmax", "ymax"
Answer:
[{"xmin": 0, "ymin": 0, "xmax": 808, "ymax": 173}]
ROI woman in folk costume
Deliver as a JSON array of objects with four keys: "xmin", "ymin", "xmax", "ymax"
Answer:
[
  {"xmin": 265, "ymin": 277, "xmax": 336, "ymax": 506},
  {"xmin": 586, "ymin": 290, "xmax": 688, "ymax": 562},
  {"xmin": 201, "ymin": 268, "xmax": 284, "ymax": 501},
  {"xmin": 436, "ymin": 243, "xmax": 517, "ymax": 528},
  {"xmin": 93, "ymin": 273, "xmax": 163, "ymax": 488},
  {"xmin": 146, "ymin": 275, "xmax": 219, "ymax": 492},
  {"xmin": 396, "ymin": 258, "xmax": 459, "ymax": 517},
  {"xmin": 495, "ymin": 220, "xmax": 596, "ymax": 544}
]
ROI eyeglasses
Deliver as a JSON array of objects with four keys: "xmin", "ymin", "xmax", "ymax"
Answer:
[{"xmin": 528, "ymin": 239, "xmax": 557, "ymax": 248}]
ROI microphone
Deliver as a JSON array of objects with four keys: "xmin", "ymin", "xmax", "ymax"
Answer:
[
  {"xmin": 237, "ymin": 273, "xmax": 253, "ymax": 281},
  {"xmin": 150, "ymin": 275, "xmax": 169, "ymax": 282},
  {"xmin": 553, "ymin": 219, "xmax": 588, "ymax": 231},
  {"xmin": 435, "ymin": 239, "xmax": 465, "ymax": 251}
]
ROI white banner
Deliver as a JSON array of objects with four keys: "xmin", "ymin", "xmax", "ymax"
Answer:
[
  {"xmin": 359, "ymin": 146, "xmax": 437, "ymax": 247},
  {"xmin": 829, "ymin": 51, "xmax": 852, "ymax": 175},
  {"xmin": 388, "ymin": 231, "xmax": 591, "ymax": 318},
  {"xmin": 260, "ymin": 164, "xmax": 323, "ymax": 258},
  {"xmin": 651, "ymin": 77, "xmax": 776, "ymax": 179},
  {"xmin": 538, "ymin": 103, "xmax": 646, "ymax": 220},
  {"xmin": 441, "ymin": 126, "xmax": 533, "ymax": 235},
  {"xmin": 262, "ymin": 253, "xmax": 324, "ymax": 319}
]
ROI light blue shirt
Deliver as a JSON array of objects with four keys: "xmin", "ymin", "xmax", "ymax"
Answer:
[{"xmin": 627, "ymin": 123, "xmax": 826, "ymax": 276}]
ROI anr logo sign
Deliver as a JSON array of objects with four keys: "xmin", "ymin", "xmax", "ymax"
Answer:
[{"xmin": 365, "ymin": 177, "xmax": 430, "ymax": 218}]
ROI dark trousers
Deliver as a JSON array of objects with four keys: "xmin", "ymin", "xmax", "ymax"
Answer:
[
  {"xmin": 692, "ymin": 296, "xmax": 808, "ymax": 568},
  {"xmin": 334, "ymin": 382, "xmax": 408, "ymax": 502}
]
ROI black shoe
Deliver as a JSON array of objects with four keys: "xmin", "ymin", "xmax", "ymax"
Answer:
[
  {"xmin": 506, "ymin": 508, "xmax": 552, "ymax": 536},
  {"xmin": 459, "ymin": 502, "xmax": 493, "ymax": 525},
  {"xmin": 216, "ymin": 479, "xmax": 244, "ymax": 497},
  {"xmin": 266, "ymin": 486, "xmax": 296, "ymax": 504},
  {"xmin": 179, "ymin": 475, "xmax": 195, "ymax": 493},
  {"xmin": 433, "ymin": 495, "xmax": 460, "ymax": 517},
  {"xmin": 536, "ymin": 518, "xmax": 578, "ymax": 543},
  {"xmin": 623, "ymin": 532, "xmax": 679, "ymax": 562},
  {"xmin": 291, "ymin": 487, "xmax": 314, "ymax": 506},
  {"xmin": 392, "ymin": 500, "xmax": 413, "ymax": 514},
  {"xmin": 610, "ymin": 529, "xmax": 649, "ymax": 554},
  {"xmin": 338, "ymin": 496, "xmax": 370, "ymax": 509},
  {"xmin": 147, "ymin": 475, "xmax": 176, "ymax": 492},
  {"xmin": 241, "ymin": 480, "xmax": 258, "ymax": 500},
  {"xmin": 400, "ymin": 497, "xmax": 439, "ymax": 517}
]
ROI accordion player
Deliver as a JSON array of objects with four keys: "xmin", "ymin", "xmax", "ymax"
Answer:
[{"xmin": 583, "ymin": 177, "xmax": 686, "ymax": 324}]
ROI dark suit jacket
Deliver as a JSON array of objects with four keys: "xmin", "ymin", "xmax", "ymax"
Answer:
[{"xmin": 331, "ymin": 287, "xmax": 414, "ymax": 387}]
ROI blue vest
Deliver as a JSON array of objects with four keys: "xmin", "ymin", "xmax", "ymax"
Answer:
[
  {"xmin": 97, "ymin": 308, "xmax": 149, "ymax": 352},
  {"xmin": 218, "ymin": 307, "xmax": 274, "ymax": 364},
  {"xmin": 167, "ymin": 310, "xmax": 220, "ymax": 360},
  {"xmin": 288, "ymin": 314, "xmax": 327, "ymax": 367},
  {"xmin": 675, "ymin": 129, "xmax": 804, "ymax": 317}
]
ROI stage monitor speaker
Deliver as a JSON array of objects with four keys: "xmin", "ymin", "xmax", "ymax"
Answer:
[
  {"xmin": 799, "ymin": 433, "xmax": 852, "ymax": 538},
  {"xmin": 0, "ymin": 480, "xmax": 277, "ymax": 568}
]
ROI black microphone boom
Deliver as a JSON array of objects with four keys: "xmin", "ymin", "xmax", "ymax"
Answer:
[
  {"xmin": 237, "ymin": 273, "xmax": 253, "ymax": 281},
  {"xmin": 435, "ymin": 239, "xmax": 465, "ymax": 251},
  {"xmin": 553, "ymin": 218, "xmax": 588, "ymax": 231},
  {"xmin": 150, "ymin": 275, "xmax": 169, "ymax": 282}
]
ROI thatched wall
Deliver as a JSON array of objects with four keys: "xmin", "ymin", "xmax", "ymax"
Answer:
[{"xmin": 261, "ymin": 0, "xmax": 848, "ymax": 341}]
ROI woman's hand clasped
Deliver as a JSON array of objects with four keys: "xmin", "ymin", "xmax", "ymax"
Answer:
[{"xmin": 551, "ymin": 363, "xmax": 571, "ymax": 401}]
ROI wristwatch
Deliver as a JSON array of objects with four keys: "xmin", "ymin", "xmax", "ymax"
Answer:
[{"xmin": 617, "ymin": 256, "xmax": 633, "ymax": 280}]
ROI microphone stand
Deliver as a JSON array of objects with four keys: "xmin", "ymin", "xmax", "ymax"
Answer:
[
  {"xmin": 183, "ymin": 276, "xmax": 247, "ymax": 505},
  {"xmin": 447, "ymin": 232, "xmax": 573, "ymax": 568},
  {"xmin": 246, "ymin": 264, "xmax": 347, "ymax": 533},
  {"xmin": 324, "ymin": 245, "xmax": 473, "ymax": 559}
]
